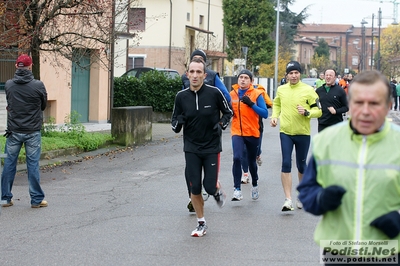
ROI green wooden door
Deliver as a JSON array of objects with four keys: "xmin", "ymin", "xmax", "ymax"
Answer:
[{"xmin": 71, "ymin": 53, "xmax": 90, "ymax": 123}]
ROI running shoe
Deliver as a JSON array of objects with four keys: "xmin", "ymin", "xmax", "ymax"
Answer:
[
  {"xmin": 282, "ymin": 198, "xmax": 294, "ymax": 211},
  {"xmin": 187, "ymin": 200, "xmax": 195, "ymax": 212},
  {"xmin": 251, "ymin": 186, "xmax": 259, "ymax": 200},
  {"xmin": 296, "ymin": 198, "xmax": 303, "ymax": 209},
  {"xmin": 231, "ymin": 189, "xmax": 243, "ymax": 201},
  {"xmin": 191, "ymin": 222, "xmax": 207, "ymax": 237},
  {"xmin": 241, "ymin": 173, "xmax": 250, "ymax": 184},
  {"xmin": 213, "ymin": 188, "xmax": 226, "ymax": 208},
  {"xmin": 202, "ymin": 188, "xmax": 209, "ymax": 201},
  {"xmin": 256, "ymin": 156, "xmax": 262, "ymax": 166}
]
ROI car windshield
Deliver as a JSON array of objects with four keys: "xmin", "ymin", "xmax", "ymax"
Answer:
[
  {"xmin": 164, "ymin": 71, "xmax": 180, "ymax": 79},
  {"xmin": 302, "ymin": 78, "xmax": 317, "ymax": 87},
  {"xmin": 125, "ymin": 69, "xmax": 141, "ymax": 78}
]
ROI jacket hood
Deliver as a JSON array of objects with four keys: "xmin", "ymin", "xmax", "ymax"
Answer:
[{"xmin": 12, "ymin": 69, "xmax": 34, "ymax": 84}]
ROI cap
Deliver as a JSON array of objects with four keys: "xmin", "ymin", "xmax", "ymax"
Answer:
[
  {"xmin": 190, "ymin": 49, "xmax": 207, "ymax": 62},
  {"xmin": 286, "ymin": 61, "xmax": 301, "ymax": 74},
  {"xmin": 16, "ymin": 54, "xmax": 32, "ymax": 67},
  {"xmin": 238, "ymin": 69, "xmax": 253, "ymax": 81}
]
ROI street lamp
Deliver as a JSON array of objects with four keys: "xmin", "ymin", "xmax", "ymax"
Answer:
[
  {"xmin": 377, "ymin": 7, "xmax": 382, "ymax": 71},
  {"xmin": 370, "ymin": 13, "xmax": 375, "ymax": 70},
  {"xmin": 274, "ymin": 0, "xmax": 280, "ymax": 98},
  {"xmin": 345, "ymin": 29, "xmax": 353, "ymax": 73},
  {"xmin": 361, "ymin": 19, "xmax": 368, "ymax": 71},
  {"xmin": 242, "ymin": 46, "xmax": 248, "ymax": 70}
]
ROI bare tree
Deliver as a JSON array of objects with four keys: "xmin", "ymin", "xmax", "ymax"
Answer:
[{"xmin": 0, "ymin": 0, "xmax": 139, "ymax": 79}]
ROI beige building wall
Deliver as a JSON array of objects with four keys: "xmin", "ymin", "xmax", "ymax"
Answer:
[
  {"xmin": 40, "ymin": 51, "xmax": 109, "ymax": 125},
  {"xmin": 40, "ymin": 54, "xmax": 72, "ymax": 124},
  {"xmin": 128, "ymin": 0, "xmax": 225, "ymax": 75}
]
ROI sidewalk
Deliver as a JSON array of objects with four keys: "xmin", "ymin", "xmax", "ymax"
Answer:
[{"xmin": 16, "ymin": 122, "xmax": 177, "ymax": 171}]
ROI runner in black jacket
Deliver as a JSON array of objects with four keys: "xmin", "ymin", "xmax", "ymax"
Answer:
[
  {"xmin": 171, "ymin": 58, "xmax": 232, "ymax": 237},
  {"xmin": 315, "ymin": 69, "xmax": 348, "ymax": 132}
]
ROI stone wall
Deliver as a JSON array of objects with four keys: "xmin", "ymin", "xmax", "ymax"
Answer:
[{"xmin": 111, "ymin": 106, "xmax": 152, "ymax": 146}]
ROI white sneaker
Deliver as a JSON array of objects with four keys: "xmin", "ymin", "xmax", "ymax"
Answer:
[
  {"xmin": 282, "ymin": 198, "xmax": 294, "ymax": 211},
  {"xmin": 251, "ymin": 186, "xmax": 259, "ymax": 200},
  {"xmin": 232, "ymin": 189, "xmax": 243, "ymax": 201},
  {"xmin": 202, "ymin": 188, "xmax": 209, "ymax": 201},
  {"xmin": 241, "ymin": 173, "xmax": 249, "ymax": 184},
  {"xmin": 191, "ymin": 222, "xmax": 207, "ymax": 237},
  {"xmin": 296, "ymin": 198, "xmax": 303, "ymax": 209}
]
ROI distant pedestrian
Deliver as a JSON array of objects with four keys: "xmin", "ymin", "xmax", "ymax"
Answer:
[
  {"xmin": 338, "ymin": 74, "xmax": 348, "ymax": 94},
  {"xmin": 280, "ymin": 75, "xmax": 287, "ymax": 85},
  {"xmin": 396, "ymin": 81, "xmax": 400, "ymax": 111},
  {"xmin": 181, "ymin": 49, "xmax": 231, "ymax": 103},
  {"xmin": 315, "ymin": 69, "xmax": 348, "ymax": 132},
  {"xmin": 172, "ymin": 58, "xmax": 233, "ymax": 237},
  {"xmin": 1, "ymin": 54, "xmax": 48, "ymax": 208},
  {"xmin": 391, "ymin": 79, "xmax": 398, "ymax": 111},
  {"xmin": 314, "ymin": 72, "xmax": 325, "ymax": 89},
  {"xmin": 270, "ymin": 61, "xmax": 322, "ymax": 211}
]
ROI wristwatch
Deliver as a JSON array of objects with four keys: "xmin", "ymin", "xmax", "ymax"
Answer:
[{"xmin": 304, "ymin": 110, "xmax": 310, "ymax": 117}]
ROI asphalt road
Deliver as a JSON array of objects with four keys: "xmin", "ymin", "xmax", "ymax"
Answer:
[{"xmin": 1, "ymin": 112, "xmax": 399, "ymax": 266}]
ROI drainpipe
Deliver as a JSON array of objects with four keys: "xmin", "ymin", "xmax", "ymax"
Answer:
[
  {"xmin": 169, "ymin": 0, "xmax": 172, "ymax": 68},
  {"xmin": 207, "ymin": 0, "xmax": 210, "ymax": 51}
]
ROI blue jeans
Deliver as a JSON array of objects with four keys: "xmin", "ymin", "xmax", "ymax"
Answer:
[{"xmin": 1, "ymin": 131, "xmax": 45, "ymax": 205}]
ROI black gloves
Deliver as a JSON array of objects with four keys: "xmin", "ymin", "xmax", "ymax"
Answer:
[
  {"xmin": 213, "ymin": 123, "xmax": 222, "ymax": 136},
  {"xmin": 241, "ymin": 96, "xmax": 254, "ymax": 107},
  {"xmin": 318, "ymin": 185, "xmax": 346, "ymax": 213},
  {"xmin": 371, "ymin": 211, "xmax": 400, "ymax": 239},
  {"xmin": 177, "ymin": 115, "xmax": 186, "ymax": 125}
]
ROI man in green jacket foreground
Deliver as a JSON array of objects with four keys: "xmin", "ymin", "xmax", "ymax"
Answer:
[{"xmin": 298, "ymin": 70, "xmax": 400, "ymax": 265}]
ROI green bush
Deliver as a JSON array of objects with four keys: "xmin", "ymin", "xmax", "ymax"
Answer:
[{"xmin": 114, "ymin": 71, "xmax": 182, "ymax": 112}]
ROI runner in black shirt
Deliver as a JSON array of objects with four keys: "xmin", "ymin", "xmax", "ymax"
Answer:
[{"xmin": 171, "ymin": 58, "xmax": 232, "ymax": 237}]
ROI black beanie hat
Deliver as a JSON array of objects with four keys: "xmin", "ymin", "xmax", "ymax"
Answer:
[
  {"xmin": 190, "ymin": 49, "xmax": 207, "ymax": 62},
  {"xmin": 286, "ymin": 61, "xmax": 302, "ymax": 74},
  {"xmin": 238, "ymin": 69, "xmax": 253, "ymax": 81}
]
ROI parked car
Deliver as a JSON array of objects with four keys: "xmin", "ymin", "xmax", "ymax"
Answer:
[
  {"xmin": 121, "ymin": 67, "xmax": 180, "ymax": 79},
  {"xmin": 301, "ymin": 78, "xmax": 318, "ymax": 88}
]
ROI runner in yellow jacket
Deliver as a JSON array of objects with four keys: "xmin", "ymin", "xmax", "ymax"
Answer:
[{"xmin": 270, "ymin": 61, "xmax": 322, "ymax": 211}]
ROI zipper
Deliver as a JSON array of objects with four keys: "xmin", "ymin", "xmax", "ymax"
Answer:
[{"xmin": 355, "ymin": 136, "xmax": 367, "ymax": 242}]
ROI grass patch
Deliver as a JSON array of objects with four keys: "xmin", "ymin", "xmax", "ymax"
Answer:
[{"xmin": 0, "ymin": 112, "xmax": 114, "ymax": 164}]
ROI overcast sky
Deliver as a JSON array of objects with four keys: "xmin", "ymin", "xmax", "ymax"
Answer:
[{"xmin": 290, "ymin": 0, "xmax": 397, "ymax": 27}]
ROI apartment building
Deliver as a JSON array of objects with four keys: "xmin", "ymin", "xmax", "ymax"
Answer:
[
  {"xmin": 114, "ymin": 0, "xmax": 227, "ymax": 77},
  {"xmin": 297, "ymin": 23, "xmax": 379, "ymax": 75}
]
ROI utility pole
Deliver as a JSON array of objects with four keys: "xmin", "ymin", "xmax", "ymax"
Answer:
[
  {"xmin": 371, "ymin": 13, "xmax": 374, "ymax": 70},
  {"xmin": 378, "ymin": 8, "xmax": 382, "ymax": 71}
]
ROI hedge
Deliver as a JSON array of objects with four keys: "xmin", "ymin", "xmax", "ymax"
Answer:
[{"xmin": 113, "ymin": 71, "xmax": 182, "ymax": 113}]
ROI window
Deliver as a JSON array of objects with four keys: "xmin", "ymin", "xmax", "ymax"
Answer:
[
  {"xmin": 187, "ymin": 13, "xmax": 190, "ymax": 21},
  {"xmin": 128, "ymin": 55, "xmax": 145, "ymax": 69},
  {"xmin": 352, "ymin": 56, "xmax": 359, "ymax": 66},
  {"xmin": 199, "ymin": 15, "xmax": 204, "ymax": 25},
  {"xmin": 128, "ymin": 8, "xmax": 146, "ymax": 31}
]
